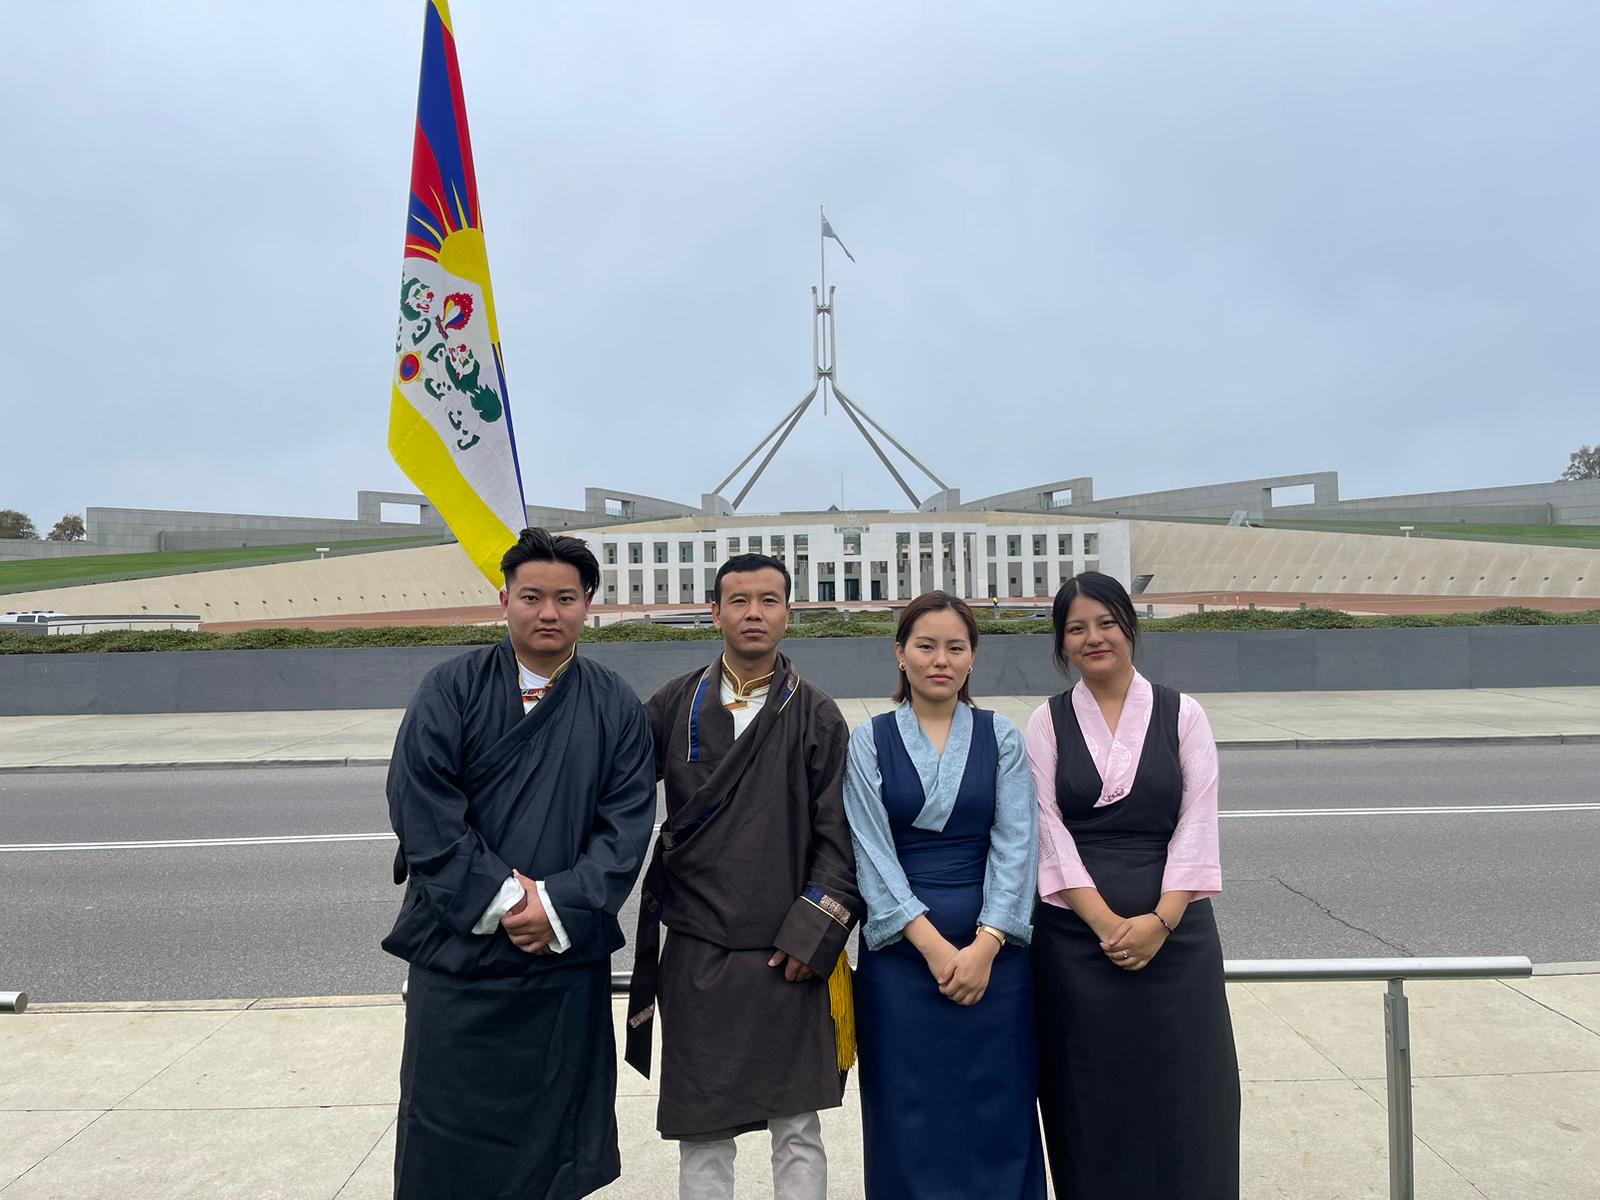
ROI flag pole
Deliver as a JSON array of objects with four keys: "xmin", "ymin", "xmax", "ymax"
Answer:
[
  {"xmin": 819, "ymin": 206, "xmax": 827, "ymax": 303},
  {"xmin": 819, "ymin": 206, "xmax": 828, "ymax": 413}
]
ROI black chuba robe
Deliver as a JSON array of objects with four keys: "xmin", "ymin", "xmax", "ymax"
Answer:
[
  {"xmin": 382, "ymin": 640, "xmax": 656, "ymax": 1200},
  {"xmin": 627, "ymin": 652, "xmax": 862, "ymax": 1141}
]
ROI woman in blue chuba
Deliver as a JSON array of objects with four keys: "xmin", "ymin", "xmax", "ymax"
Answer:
[{"xmin": 843, "ymin": 590, "xmax": 1046, "ymax": 1200}]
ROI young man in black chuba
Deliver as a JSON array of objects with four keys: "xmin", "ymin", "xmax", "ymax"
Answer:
[{"xmin": 384, "ymin": 528, "xmax": 656, "ymax": 1199}]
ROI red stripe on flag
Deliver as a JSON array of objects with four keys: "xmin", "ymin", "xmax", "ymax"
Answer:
[
  {"xmin": 437, "ymin": 21, "xmax": 482, "ymax": 227},
  {"xmin": 409, "ymin": 124, "xmax": 449, "ymax": 232}
]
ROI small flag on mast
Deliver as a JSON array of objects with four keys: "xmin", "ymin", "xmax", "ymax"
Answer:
[
  {"xmin": 821, "ymin": 210, "xmax": 856, "ymax": 262},
  {"xmin": 389, "ymin": 0, "xmax": 527, "ymax": 586}
]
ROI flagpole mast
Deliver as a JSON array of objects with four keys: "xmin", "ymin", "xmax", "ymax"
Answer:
[
  {"xmin": 819, "ymin": 206, "xmax": 826, "ymax": 305},
  {"xmin": 706, "ymin": 210, "xmax": 954, "ymax": 512},
  {"xmin": 819, "ymin": 207, "xmax": 828, "ymax": 413}
]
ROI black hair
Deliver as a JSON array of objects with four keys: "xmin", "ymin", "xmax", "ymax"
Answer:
[
  {"xmin": 1050, "ymin": 570, "xmax": 1138, "ymax": 675},
  {"xmin": 893, "ymin": 590, "xmax": 980, "ymax": 706},
  {"xmin": 711, "ymin": 553, "xmax": 792, "ymax": 605},
  {"xmin": 499, "ymin": 528, "xmax": 600, "ymax": 599}
]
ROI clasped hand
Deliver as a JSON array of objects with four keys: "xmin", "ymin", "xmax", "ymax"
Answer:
[
  {"xmin": 926, "ymin": 935, "xmax": 998, "ymax": 1006},
  {"xmin": 501, "ymin": 870, "xmax": 554, "ymax": 955},
  {"xmin": 1099, "ymin": 912, "xmax": 1169, "ymax": 972}
]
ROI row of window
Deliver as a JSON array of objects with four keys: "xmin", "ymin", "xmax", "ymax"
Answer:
[
  {"xmin": 601, "ymin": 555, "xmax": 1101, "ymax": 600},
  {"xmin": 599, "ymin": 531, "xmax": 1101, "ymax": 566},
  {"xmin": 603, "ymin": 533, "xmax": 812, "ymax": 566}
]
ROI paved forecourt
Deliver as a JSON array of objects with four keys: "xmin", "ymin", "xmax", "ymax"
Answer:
[{"xmin": 4, "ymin": 976, "xmax": 1598, "ymax": 1199}]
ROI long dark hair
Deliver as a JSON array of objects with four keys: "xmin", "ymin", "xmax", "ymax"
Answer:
[
  {"xmin": 1050, "ymin": 571, "xmax": 1138, "ymax": 676},
  {"xmin": 893, "ymin": 590, "xmax": 980, "ymax": 705}
]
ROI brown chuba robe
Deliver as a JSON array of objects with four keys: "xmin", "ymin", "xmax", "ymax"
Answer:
[{"xmin": 626, "ymin": 652, "xmax": 861, "ymax": 1141}]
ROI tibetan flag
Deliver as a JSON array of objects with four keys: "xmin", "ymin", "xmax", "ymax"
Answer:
[{"xmin": 390, "ymin": 0, "xmax": 526, "ymax": 585}]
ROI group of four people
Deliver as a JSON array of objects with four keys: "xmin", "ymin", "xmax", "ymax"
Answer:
[{"xmin": 384, "ymin": 527, "xmax": 1239, "ymax": 1200}]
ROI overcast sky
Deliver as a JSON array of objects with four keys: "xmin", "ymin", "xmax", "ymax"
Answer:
[{"xmin": 4, "ymin": 2, "xmax": 1597, "ymax": 528}]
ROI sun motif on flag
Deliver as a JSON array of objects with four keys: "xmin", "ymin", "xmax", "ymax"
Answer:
[
  {"xmin": 397, "ymin": 352, "xmax": 422, "ymax": 384},
  {"xmin": 403, "ymin": 6, "xmax": 485, "ymax": 265}
]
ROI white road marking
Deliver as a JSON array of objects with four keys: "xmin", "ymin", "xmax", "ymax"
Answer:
[
  {"xmin": 1, "ymin": 802, "xmax": 1595, "ymax": 853},
  {"xmin": 0, "ymin": 832, "xmax": 398, "ymax": 853},
  {"xmin": 1221, "ymin": 802, "xmax": 1600, "ymax": 818}
]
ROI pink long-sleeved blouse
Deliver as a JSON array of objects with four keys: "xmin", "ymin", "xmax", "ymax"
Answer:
[{"xmin": 1024, "ymin": 672, "xmax": 1222, "ymax": 908}]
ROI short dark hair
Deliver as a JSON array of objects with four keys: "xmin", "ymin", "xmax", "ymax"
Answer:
[
  {"xmin": 712, "ymin": 553, "xmax": 792, "ymax": 605},
  {"xmin": 894, "ymin": 590, "xmax": 980, "ymax": 705},
  {"xmin": 500, "ymin": 528, "xmax": 600, "ymax": 599},
  {"xmin": 1050, "ymin": 570, "xmax": 1138, "ymax": 675}
]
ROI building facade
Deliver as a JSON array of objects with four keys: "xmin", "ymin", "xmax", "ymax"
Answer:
[{"xmin": 578, "ymin": 513, "xmax": 1131, "ymax": 606}]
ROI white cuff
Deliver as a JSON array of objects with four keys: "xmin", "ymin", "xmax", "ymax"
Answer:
[
  {"xmin": 471, "ymin": 875, "xmax": 527, "ymax": 936},
  {"xmin": 536, "ymin": 881, "xmax": 571, "ymax": 953}
]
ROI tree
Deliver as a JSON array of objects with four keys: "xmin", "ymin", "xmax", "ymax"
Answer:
[
  {"xmin": 1561, "ymin": 444, "xmax": 1600, "ymax": 481},
  {"xmin": 46, "ymin": 513, "xmax": 86, "ymax": 542},
  {"xmin": 0, "ymin": 509, "xmax": 37, "ymax": 539}
]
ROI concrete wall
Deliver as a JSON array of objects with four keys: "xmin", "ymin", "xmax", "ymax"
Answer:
[
  {"xmin": 354, "ymin": 491, "xmax": 446, "ymax": 526},
  {"xmin": 1129, "ymin": 522, "xmax": 1600, "ymax": 597},
  {"xmin": 5, "ymin": 626, "xmax": 1599, "ymax": 715},
  {"xmin": 0, "ymin": 540, "xmax": 110, "ymax": 561},
  {"xmin": 85, "ymin": 506, "xmax": 448, "ymax": 554},
  {"xmin": 76, "ymin": 493, "xmax": 632, "ymax": 558},
  {"xmin": 898, "ymin": 474, "xmax": 1600, "ymax": 527},
  {"xmin": 157, "ymin": 527, "xmax": 445, "ymax": 552},
  {"xmin": 1277, "ymin": 479, "xmax": 1600, "ymax": 526},
  {"xmin": 988, "ymin": 472, "xmax": 1600, "ymax": 526},
  {"xmin": 1079, "ymin": 473, "xmax": 1341, "ymax": 522},
  {"xmin": 583, "ymin": 488, "xmax": 701, "ymax": 521},
  {"xmin": 961, "ymin": 477, "xmax": 1095, "ymax": 513},
  {"xmin": 1276, "ymin": 502, "xmax": 1557, "ymax": 526}
]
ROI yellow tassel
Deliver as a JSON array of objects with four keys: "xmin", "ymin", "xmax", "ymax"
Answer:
[{"xmin": 827, "ymin": 951, "xmax": 856, "ymax": 1072}]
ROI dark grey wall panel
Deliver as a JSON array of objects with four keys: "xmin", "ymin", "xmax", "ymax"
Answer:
[
  {"xmin": 1465, "ymin": 626, "xmax": 1598, "ymax": 688},
  {"xmin": 2, "ymin": 626, "xmax": 1598, "ymax": 715}
]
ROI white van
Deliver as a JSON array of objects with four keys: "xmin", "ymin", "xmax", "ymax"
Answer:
[{"xmin": 0, "ymin": 611, "xmax": 67, "ymax": 626}]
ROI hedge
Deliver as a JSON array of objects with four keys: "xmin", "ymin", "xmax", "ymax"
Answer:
[{"xmin": 0, "ymin": 606, "xmax": 1596, "ymax": 654}]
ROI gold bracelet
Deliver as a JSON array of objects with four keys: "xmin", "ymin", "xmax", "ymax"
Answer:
[{"xmin": 977, "ymin": 924, "xmax": 1007, "ymax": 948}]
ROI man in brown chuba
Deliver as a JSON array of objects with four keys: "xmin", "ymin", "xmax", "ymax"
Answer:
[{"xmin": 626, "ymin": 552, "xmax": 861, "ymax": 1200}]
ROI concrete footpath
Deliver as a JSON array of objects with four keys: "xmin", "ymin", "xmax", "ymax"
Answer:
[
  {"xmin": 3, "ymin": 976, "xmax": 1598, "ymax": 1199},
  {"xmin": 2, "ymin": 687, "xmax": 1598, "ymax": 1197},
  {"xmin": 4, "ymin": 685, "xmax": 1600, "ymax": 771}
]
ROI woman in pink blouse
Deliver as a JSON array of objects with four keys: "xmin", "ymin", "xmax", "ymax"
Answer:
[{"xmin": 1027, "ymin": 572, "xmax": 1239, "ymax": 1198}]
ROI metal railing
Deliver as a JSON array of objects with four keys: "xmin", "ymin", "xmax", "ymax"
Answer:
[
  {"xmin": 607, "ymin": 954, "xmax": 1533, "ymax": 1200},
  {"xmin": 1225, "ymin": 956, "xmax": 1532, "ymax": 1200}
]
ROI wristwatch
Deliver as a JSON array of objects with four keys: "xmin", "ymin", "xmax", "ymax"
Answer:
[{"xmin": 977, "ymin": 924, "xmax": 1007, "ymax": 948}]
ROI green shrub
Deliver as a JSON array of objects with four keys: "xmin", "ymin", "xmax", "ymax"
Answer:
[
  {"xmin": 1475, "ymin": 606, "xmax": 1560, "ymax": 625},
  {"xmin": 2, "ymin": 606, "xmax": 1598, "ymax": 653}
]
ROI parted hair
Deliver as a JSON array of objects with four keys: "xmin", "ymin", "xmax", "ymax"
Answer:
[
  {"xmin": 500, "ymin": 528, "xmax": 600, "ymax": 599},
  {"xmin": 893, "ymin": 590, "xmax": 980, "ymax": 705},
  {"xmin": 1050, "ymin": 570, "xmax": 1138, "ymax": 675}
]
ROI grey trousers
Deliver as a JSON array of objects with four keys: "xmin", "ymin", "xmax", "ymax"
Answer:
[{"xmin": 678, "ymin": 1111, "xmax": 826, "ymax": 1200}]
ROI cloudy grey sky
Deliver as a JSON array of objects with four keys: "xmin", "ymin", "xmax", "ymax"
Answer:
[{"xmin": 4, "ymin": 2, "xmax": 1597, "ymax": 528}]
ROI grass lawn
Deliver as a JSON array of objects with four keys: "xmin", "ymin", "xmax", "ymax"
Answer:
[{"xmin": 0, "ymin": 536, "xmax": 446, "ymax": 595}]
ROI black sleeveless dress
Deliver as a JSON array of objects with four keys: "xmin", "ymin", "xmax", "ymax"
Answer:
[{"xmin": 1032, "ymin": 684, "xmax": 1240, "ymax": 1198}]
